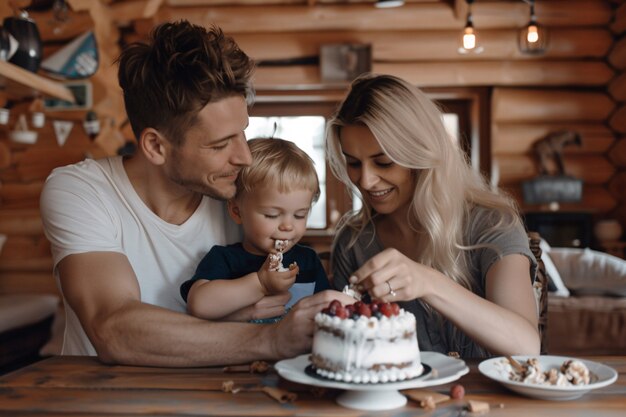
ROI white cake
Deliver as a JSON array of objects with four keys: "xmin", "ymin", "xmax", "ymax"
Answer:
[{"xmin": 310, "ymin": 300, "xmax": 423, "ymax": 383}]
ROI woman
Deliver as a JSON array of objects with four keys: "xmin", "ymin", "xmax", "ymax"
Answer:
[{"xmin": 326, "ymin": 73, "xmax": 540, "ymax": 357}]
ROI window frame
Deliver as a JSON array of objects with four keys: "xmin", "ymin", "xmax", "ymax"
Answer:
[{"xmin": 249, "ymin": 87, "xmax": 490, "ymax": 249}]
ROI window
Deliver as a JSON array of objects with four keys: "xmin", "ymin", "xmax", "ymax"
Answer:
[
  {"xmin": 245, "ymin": 116, "xmax": 327, "ymax": 228},
  {"xmin": 247, "ymin": 88, "xmax": 489, "ymax": 250}
]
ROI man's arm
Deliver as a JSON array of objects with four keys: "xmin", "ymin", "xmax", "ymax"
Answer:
[{"xmin": 59, "ymin": 251, "xmax": 354, "ymax": 366}]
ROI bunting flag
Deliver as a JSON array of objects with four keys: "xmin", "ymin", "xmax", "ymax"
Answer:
[{"xmin": 53, "ymin": 120, "xmax": 74, "ymax": 146}]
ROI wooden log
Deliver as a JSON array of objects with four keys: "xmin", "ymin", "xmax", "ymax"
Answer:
[
  {"xmin": 375, "ymin": 61, "xmax": 613, "ymax": 88},
  {"xmin": 0, "ymin": 257, "xmax": 53, "ymax": 272},
  {"xmin": 608, "ymin": 171, "xmax": 626, "ymax": 202},
  {"xmin": 0, "ymin": 210, "xmax": 43, "ymax": 235},
  {"xmin": 608, "ymin": 72, "xmax": 626, "ymax": 102},
  {"xmin": 492, "ymin": 89, "xmax": 615, "ymax": 123},
  {"xmin": 491, "ymin": 123, "xmax": 615, "ymax": 154},
  {"xmin": 608, "ymin": 36, "xmax": 626, "ymax": 70},
  {"xmin": 154, "ymin": 1, "xmax": 612, "ymax": 34},
  {"xmin": 0, "ymin": 272, "xmax": 58, "ymax": 296},
  {"xmin": 0, "ymin": 235, "xmax": 51, "ymax": 260},
  {"xmin": 608, "ymin": 137, "xmax": 626, "ymax": 167},
  {"xmin": 609, "ymin": 104, "xmax": 626, "ymax": 133},
  {"xmin": 611, "ymin": 2, "xmax": 626, "ymax": 35},
  {"xmin": 0, "ymin": 182, "xmax": 44, "ymax": 207},
  {"xmin": 231, "ymin": 28, "xmax": 612, "ymax": 62},
  {"xmin": 30, "ymin": 10, "xmax": 94, "ymax": 43},
  {"xmin": 504, "ymin": 184, "xmax": 617, "ymax": 214},
  {"xmin": 495, "ymin": 155, "xmax": 616, "ymax": 186},
  {"xmin": 253, "ymin": 61, "xmax": 614, "ymax": 89},
  {"xmin": 0, "ymin": 140, "xmax": 10, "ymax": 169},
  {"xmin": 13, "ymin": 148, "xmax": 85, "ymax": 182}
]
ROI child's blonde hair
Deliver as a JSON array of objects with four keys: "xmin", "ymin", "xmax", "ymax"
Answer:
[{"xmin": 235, "ymin": 138, "xmax": 320, "ymax": 202}]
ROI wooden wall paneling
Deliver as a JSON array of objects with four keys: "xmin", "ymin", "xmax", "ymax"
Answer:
[
  {"xmin": 608, "ymin": 71, "xmax": 626, "ymax": 101},
  {"xmin": 611, "ymin": 2, "xmax": 626, "ymax": 35},
  {"xmin": 0, "ymin": 210, "xmax": 43, "ymax": 235},
  {"xmin": 492, "ymin": 89, "xmax": 615, "ymax": 122},
  {"xmin": 608, "ymin": 36, "xmax": 626, "ymax": 70},
  {"xmin": 154, "ymin": 1, "xmax": 611, "ymax": 34},
  {"xmin": 30, "ymin": 10, "xmax": 94, "ymax": 43},
  {"xmin": 231, "ymin": 28, "xmax": 612, "ymax": 62},
  {"xmin": 0, "ymin": 236, "xmax": 51, "ymax": 260},
  {"xmin": 374, "ymin": 61, "xmax": 613, "ymax": 88},
  {"xmin": 505, "ymin": 185, "xmax": 617, "ymax": 213},
  {"xmin": 495, "ymin": 154, "xmax": 615, "ymax": 185},
  {"xmin": 491, "ymin": 123, "xmax": 615, "ymax": 154},
  {"xmin": 609, "ymin": 103, "xmax": 626, "ymax": 133},
  {"xmin": 0, "ymin": 141, "xmax": 10, "ymax": 169},
  {"xmin": 254, "ymin": 61, "xmax": 614, "ymax": 89},
  {"xmin": 13, "ymin": 148, "xmax": 85, "ymax": 182},
  {"xmin": 608, "ymin": 137, "xmax": 626, "ymax": 167},
  {"xmin": 0, "ymin": 182, "xmax": 44, "ymax": 209},
  {"xmin": 0, "ymin": 272, "xmax": 58, "ymax": 296},
  {"xmin": 608, "ymin": 171, "xmax": 626, "ymax": 201}
]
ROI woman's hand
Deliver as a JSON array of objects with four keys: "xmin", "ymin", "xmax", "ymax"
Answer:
[{"xmin": 349, "ymin": 248, "xmax": 435, "ymax": 302}]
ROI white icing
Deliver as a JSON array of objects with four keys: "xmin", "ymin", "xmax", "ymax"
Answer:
[{"xmin": 312, "ymin": 309, "xmax": 423, "ymax": 383}]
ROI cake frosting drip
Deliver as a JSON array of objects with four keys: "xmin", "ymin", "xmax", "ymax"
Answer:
[{"xmin": 311, "ymin": 301, "xmax": 423, "ymax": 383}]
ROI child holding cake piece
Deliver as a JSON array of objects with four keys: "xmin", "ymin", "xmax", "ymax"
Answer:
[
  {"xmin": 327, "ymin": 73, "xmax": 541, "ymax": 358},
  {"xmin": 181, "ymin": 138, "xmax": 331, "ymax": 323}
]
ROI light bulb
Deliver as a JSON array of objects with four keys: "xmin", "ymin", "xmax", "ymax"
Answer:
[
  {"xmin": 463, "ymin": 27, "xmax": 476, "ymax": 50},
  {"xmin": 527, "ymin": 24, "xmax": 539, "ymax": 43}
]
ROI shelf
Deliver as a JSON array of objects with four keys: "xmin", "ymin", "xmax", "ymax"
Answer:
[{"xmin": 0, "ymin": 60, "xmax": 75, "ymax": 103}]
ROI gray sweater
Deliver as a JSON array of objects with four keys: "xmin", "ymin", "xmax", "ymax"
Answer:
[{"xmin": 331, "ymin": 207, "xmax": 537, "ymax": 358}]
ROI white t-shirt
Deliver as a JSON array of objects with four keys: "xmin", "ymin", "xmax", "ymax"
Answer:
[{"xmin": 40, "ymin": 156, "xmax": 240, "ymax": 355}]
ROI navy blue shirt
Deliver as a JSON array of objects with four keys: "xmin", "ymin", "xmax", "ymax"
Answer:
[{"xmin": 180, "ymin": 243, "xmax": 330, "ymax": 311}]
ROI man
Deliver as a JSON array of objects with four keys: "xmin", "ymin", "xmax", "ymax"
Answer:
[{"xmin": 40, "ymin": 21, "xmax": 348, "ymax": 366}]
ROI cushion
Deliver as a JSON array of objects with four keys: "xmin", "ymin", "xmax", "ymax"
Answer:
[
  {"xmin": 539, "ymin": 239, "xmax": 570, "ymax": 297},
  {"xmin": 549, "ymin": 247, "xmax": 626, "ymax": 297}
]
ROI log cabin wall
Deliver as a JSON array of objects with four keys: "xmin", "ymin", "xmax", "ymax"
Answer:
[{"xmin": 0, "ymin": 0, "xmax": 624, "ymax": 297}]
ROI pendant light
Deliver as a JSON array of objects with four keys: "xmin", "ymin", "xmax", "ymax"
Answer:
[
  {"xmin": 458, "ymin": 0, "xmax": 483, "ymax": 54},
  {"xmin": 519, "ymin": 0, "xmax": 547, "ymax": 54}
]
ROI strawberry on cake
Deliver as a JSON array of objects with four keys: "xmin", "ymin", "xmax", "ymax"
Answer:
[{"xmin": 310, "ymin": 300, "xmax": 423, "ymax": 384}]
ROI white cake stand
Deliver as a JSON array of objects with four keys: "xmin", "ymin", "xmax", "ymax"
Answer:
[{"xmin": 275, "ymin": 351, "xmax": 469, "ymax": 411}]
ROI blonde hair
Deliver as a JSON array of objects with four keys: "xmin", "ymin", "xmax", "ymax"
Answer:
[
  {"xmin": 326, "ymin": 73, "xmax": 522, "ymax": 292},
  {"xmin": 236, "ymin": 138, "xmax": 320, "ymax": 202}
]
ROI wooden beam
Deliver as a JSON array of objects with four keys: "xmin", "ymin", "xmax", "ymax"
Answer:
[
  {"xmin": 0, "ymin": 61, "xmax": 75, "ymax": 102},
  {"xmin": 495, "ymin": 154, "xmax": 616, "ymax": 185},
  {"xmin": 0, "ymin": 209, "xmax": 43, "ymax": 235},
  {"xmin": 608, "ymin": 137, "xmax": 626, "ymax": 168},
  {"xmin": 609, "ymin": 104, "xmax": 626, "ymax": 133},
  {"xmin": 608, "ymin": 72, "xmax": 626, "ymax": 102},
  {"xmin": 230, "ymin": 28, "xmax": 612, "ymax": 62},
  {"xmin": 492, "ymin": 89, "xmax": 615, "ymax": 123},
  {"xmin": 375, "ymin": 61, "xmax": 613, "ymax": 88},
  {"xmin": 155, "ymin": 1, "xmax": 611, "ymax": 33},
  {"xmin": 608, "ymin": 36, "xmax": 626, "ymax": 70},
  {"xmin": 491, "ymin": 123, "xmax": 615, "ymax": 155},
  {"xmin": 611, "ymin": 2, "xmax": 626, "ymax": 35},
  {"xmin": 253, "ymin": 60, "xmax": 614, "ymax": 89}
]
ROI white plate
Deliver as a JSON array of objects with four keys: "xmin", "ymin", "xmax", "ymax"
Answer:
[
  {"xmin": 275, "ymin": 351, "xmax": 469, "ymax": 410},
  {"xmin": 478, "ymin": 355, "xmax": 618, "ymax": 401}
]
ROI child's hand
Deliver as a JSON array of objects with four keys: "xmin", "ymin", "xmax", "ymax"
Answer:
[{"xmin": 258, "ymin": 256, "xmax": 298, "ymax": 295}]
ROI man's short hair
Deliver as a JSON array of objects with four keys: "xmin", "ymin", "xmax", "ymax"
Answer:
[{"xmin": 117, "ymin": 20, "xmax": 254, "ymax": 145}]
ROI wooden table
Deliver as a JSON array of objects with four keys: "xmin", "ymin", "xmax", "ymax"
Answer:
[{"xmin": 0, "ymin": 355, "xmax": 624, "ymax": 416}]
